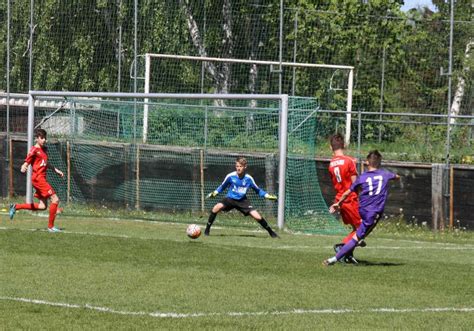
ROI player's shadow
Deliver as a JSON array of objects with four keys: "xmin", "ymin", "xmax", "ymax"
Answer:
[
  {"xmin": 354, "ymin": 260, "xmax": 404, "ymax": 267},
  {"xmin": 214, "ymin": 234, "xmax": 259, "ymax": 238},
  {"xmin": 33, "ymin": 227, "xmax": 66, "ymax": 232}
]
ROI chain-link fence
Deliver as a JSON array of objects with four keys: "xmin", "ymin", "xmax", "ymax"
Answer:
[
  {"xmin": 0, "ymin": 1, "xmax": 473, "ymax": 228},
  {"xmin": 1, "ymin": 1, "xmax": 473, "ymax": 155}
]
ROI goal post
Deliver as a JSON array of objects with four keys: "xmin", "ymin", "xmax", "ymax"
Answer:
[
  {"xmin": 26, "ymin": 91, "xmax": 344, "ymax": 234},
  {"xmin": 142, "ymin": 53, "xmax": 354, "ymax": 146},
  {"xmin": 28, "ymin": 91, "xmax": 289, "ymax": 228}
]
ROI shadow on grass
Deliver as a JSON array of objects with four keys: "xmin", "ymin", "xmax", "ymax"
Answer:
[
  {"xmin": 353, "ymin": 260, "xmax": 404, "ymax": 267},
  {"xmin": 32, "ymin": 228, "xmax": 58, "ymax": 232},
  {"xmin": 211, "ymin": 234, "xmax": 260, "ymax": 238},
  {"xmin": 186, "ymin": 240, "xmax": 204, "ymax": 244}
]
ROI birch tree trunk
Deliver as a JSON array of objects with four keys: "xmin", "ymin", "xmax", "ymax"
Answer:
[
  {"xmin": 218, "ymin": 0, "xmax": 232, "ymax": 95},
  {"xmin": 247, "ymin": 0, "xmax": 263, "ymax": 109},
  {"xmin": 180, "ymin": 0, "xmax": 217, "ymax": 79},
  {"xmin": 248, "ymin": 63, "xmax": 258, "ymax": 108},
  {"xmin": 180, "ymin": 0, "xmax": 233, "ymax": 106},
  {"xmin": 449, "ymin": 40, "xmax": 473, "ymax": 124}
]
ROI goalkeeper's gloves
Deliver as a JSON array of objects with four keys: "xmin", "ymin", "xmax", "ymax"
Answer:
[
  {"xmin": 206, "ymin": 190, "xmax": 219, "ymax": 199},
  {"xmin": 264, "ymin": 193, "xmax": 278, "ymax": 201}
]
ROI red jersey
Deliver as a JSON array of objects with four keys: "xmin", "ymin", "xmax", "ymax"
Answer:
[
  {"xmin": 328, "ymin": 155, "xmax": 358, "ymax": 200},
  {"xmin": 25, "ymin": 145, "xmax": 49, "ymax": 181}
]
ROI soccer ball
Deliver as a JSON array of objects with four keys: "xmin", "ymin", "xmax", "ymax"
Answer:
[{"xmin": 186, "ymin": 224, "xmax": 201, "ymax": 239}]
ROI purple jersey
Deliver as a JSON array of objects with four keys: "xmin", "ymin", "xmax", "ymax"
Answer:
[{"xmin": 350, "ymin": 169, "xmax": 397, "ymax": 213}]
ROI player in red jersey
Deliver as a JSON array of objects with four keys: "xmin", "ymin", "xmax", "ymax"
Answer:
[
  {"xmin": 328, "ymin": 134, "xmax": 362, "ymax": 262},
  {"xmin": 9, "ymin": 128, "xmax": 64, "ymax": 232}
]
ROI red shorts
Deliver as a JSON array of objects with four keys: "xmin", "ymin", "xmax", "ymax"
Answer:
[
  {"xmin": 338, "ymin": 198, "xmax": 361, "ymax": 228},
  {"xmin": 33, "ymin": 179, "xmax": 55, "ymax": 200}
]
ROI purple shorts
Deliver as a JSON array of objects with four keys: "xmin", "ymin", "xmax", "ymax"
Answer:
[{"xmin": 356, "ymin": 209, "xmax": 382, "ymax": 240}]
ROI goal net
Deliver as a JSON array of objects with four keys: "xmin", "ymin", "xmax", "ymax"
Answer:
[
  {"xmin": 139, "ymin": 54, "xmax": 354, "ymax": 146},
  {"xmin": 27, "ymin": 91, "xmax": 345, "ymax": 234}
]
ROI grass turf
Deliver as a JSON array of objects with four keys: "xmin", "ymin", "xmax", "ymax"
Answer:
[{"xmin": 1, "ymin": 212, "xmax": 473, "ymax": 330}]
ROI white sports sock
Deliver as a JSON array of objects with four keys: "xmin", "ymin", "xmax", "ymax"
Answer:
[{"xmin": 328, "ymin": 256, "xmax": 337, "ymax": 264}]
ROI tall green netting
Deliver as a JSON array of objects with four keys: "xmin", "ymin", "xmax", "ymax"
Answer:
[
  {"xmin": 284, "ymin": 98, "xmax": 345, "ymax": 234},
  {"xmin": 35, "ymin": 95, "xmax": 344, "ymax": 234}
]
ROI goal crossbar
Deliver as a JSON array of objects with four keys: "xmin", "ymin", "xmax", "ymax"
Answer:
[
  {"xmin": 145, "ymin": 53, "xmax": 355, "ymax": 70},
  {"xmin": 143, "ymin": 53, "xmax": 354, "ymax": 146}
]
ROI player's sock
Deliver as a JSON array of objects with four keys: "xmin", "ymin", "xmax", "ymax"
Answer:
[
  {"xmin": 205, "ymin": 212, "xmax": 217, "ymax": 235},
  {"xmin": 342, "ymin": 231, "xmax": 355, "ymax": 244},
  {"xmin": 327, "ymin": 256, "xmax": 337, "ymax": 264},
  {"xmin": 335, "ymin": 238, "xmax": 358, "ymax": 261},
  {"xmin": 15, "ymin": 203, "xmax": 40, "ymax": 210},
  {"xmin": 48, "ymin": 202, "xmax": 59, "ymax": 229},
  {"xmin": 258, "ymin": 218, "xmax": 278, "ymax": 237}
]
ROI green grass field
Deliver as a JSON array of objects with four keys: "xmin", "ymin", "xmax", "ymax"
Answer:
[{"xmin": 1, "ymin": 211, "xmax": 473, "ymax": 330}]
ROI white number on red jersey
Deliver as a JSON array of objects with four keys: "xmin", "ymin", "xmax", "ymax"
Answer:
[{"xmin": 334, "ymin": 167, "xmax": 342, "ymax": 183}]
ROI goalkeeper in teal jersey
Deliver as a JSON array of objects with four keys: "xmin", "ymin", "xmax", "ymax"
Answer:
[{"xmin": 205, "ymin": 157, "xmax": 279, "ymax": 238}]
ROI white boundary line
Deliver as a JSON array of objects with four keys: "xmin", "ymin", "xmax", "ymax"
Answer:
[
  {"xmin": 0, "ymin": 297, "xmax": 473, "ymax": 319},
  {"xmin": 2, "ymin": 211, "xmax": 473, "ymax": 246},
  {"xmin": 0, "ymin": 226, "xmax": 473, "ymax": 251}
]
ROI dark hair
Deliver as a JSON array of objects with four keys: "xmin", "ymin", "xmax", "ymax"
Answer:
[
  {"xmin": 236, "ymin": 156, "xmax": 247, "ymax": 166},
  {"xmin": 329, "ymin": 133, "xmax": 345, "ymax": 151},
  {"xmin": 367, "ymin": 150, "xmax": 382, "ymax": 168},
  {"xmin": 34, "ymin": 128, "xmax": 47, "ymax": 139}
]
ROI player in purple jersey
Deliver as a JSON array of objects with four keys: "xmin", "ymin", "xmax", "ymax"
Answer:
[{"xmin": 323, "ymin": 150, "xmax": 400, "ymax": 266}]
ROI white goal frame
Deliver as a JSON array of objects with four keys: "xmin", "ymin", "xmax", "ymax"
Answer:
[
  {"xmin": 28, "ymin": 91, "xmax": 289, "ymax": 229},
  {"xmin": 143, "ymin": 53, "xmax": 354, "ymax": 145}
]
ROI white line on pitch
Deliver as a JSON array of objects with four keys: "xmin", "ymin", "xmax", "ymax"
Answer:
[
  {"xmin": 3, "ymin": 212, "xmax": 473, "ymax": 247},
  {"xmin": 1, "ymin": 226, "xmax": 473, "ymax": 251},
  {"xmin": 1, "ymin": 297, "xmax": 473, "ymax": 319}
]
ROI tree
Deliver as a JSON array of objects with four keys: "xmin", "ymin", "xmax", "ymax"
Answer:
[
  {"xmin": 290, "ymin": 0, "xmax": 408, "ymax": 114},
  {"xmin": 179, "ymin": 0, "xmax": 233, "ymax": 96},
  {"xmin": 431, "ymin": 0, "xmax": 474, "ymax": 120}
]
